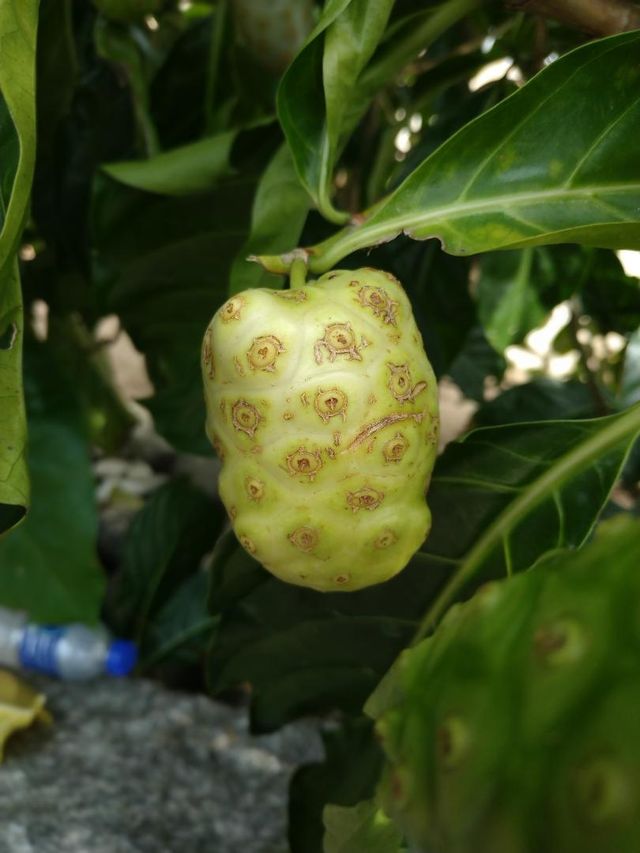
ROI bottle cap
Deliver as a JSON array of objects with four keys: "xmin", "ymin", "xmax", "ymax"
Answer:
[{"xmin": 105, "ymin": 639, "xmax": 138, "ymax": 677}]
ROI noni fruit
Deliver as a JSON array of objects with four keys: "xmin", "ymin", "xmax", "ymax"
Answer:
[
  {"xmin": 371, "ymin": 516, "xmax": 640, "ymax": 853},
  {"xmin": 202, "ymin": 268, "xmax": 439, "ymax": 592},
  {"xmin": 232, "ymin": 0, "xmax": 315, "ymax": 74}
]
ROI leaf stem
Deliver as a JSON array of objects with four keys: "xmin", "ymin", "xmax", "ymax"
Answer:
[{"xmin": 413, "ymin": 402, "xmax": 640, "ymax": 642}]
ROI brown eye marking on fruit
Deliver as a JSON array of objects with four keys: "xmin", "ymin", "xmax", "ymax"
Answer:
[
  {"xmin": 245, "ymin": 477, "xmax": 265, "ymax": 501},
  {"xmin": 334, "ymin": 574, "xmax": 350, "ymax": 585},
  {"xmin": 326, "ymin": 272, "xmax": 340, "ymax": 280},
  {"xmin": 288, "ymin": 526, "xmax": 319, "ymax": 552},
  {"xmin": 375, "ymin": 530, "xmax": 397, "ymax": 549},
  {"xmin": 367, "ymin": 393, "xmax": 377, "ymax": 406},
  {"xmin": 300, "ymin": 392, "xmax": 310, "ymax": 407},
  {"xmin": 314, "ymin": 322, "xmax": 362, "ymax": 364},
  {"xmin": 333, "ymin": 431, "xmax": 341, "ymax": 447},
  {"xmin": 239, "ymin": 534, "xmax": 256, "ymax": 554},
  {"xmin": 436, "ymin": 716, "xmax": 470, "ymax": 770},
  {"xmin": 233, "ymin": 356, "xmax": 246, "ymax": 377},
  {"xmin": 314, "ymin": 387, "xmax": 348, "ymax": 423},
  {"xmin": 232, "ymin": 400, "xmax": 263, "ymax": 438},
  {"xmin": 202, "ymin": 330, "xmax": 215, "ymax": 378},
  {"xmin": 383, "ymin": 432, "xmax": 409, "ymax": 463},
  {"xmin": 345, "ymin": 412, "xmax": 421, "ymax": 453},
  {"xmin": 220, "ymin": 296, "xmax": 245, "ymax": 322},
  {"xmin": 285, "ymin": 447, "xmax": 323, "ymax": 480},
  {"xmin": 283, "ymin": 411, "xmax": 294, "ymax": 421},
  {"xmin": 247, "ymin": 335, "xmax": 285, "ymax": 372},
  {"xmin": 355, "ymin": 285, "xmax": 398, "ymax": 325},
  {"xmin": 382, "ymin": 270, "xmax": 401, "ymax": 286},
  {"xmin": 326, "ymin": 447, "xmax": 336, "ymax": 459},
  {"xmin": 346, "ymin": 487, "xmax": 384, "ymax": 512},
  {"xmin": 219, "ymin": 400, "xmax": 226, "ymax": 418},
  {"xmin": 274, "ymin": 289, "xmax": 307, "ymax": 302},
  {"xmin": 387, "ymin": 363, "xmax": 428, "ymax": 402}
]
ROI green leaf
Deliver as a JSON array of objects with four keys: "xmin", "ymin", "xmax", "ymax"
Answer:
[
  {"xmin": 229, "ymin": 143, "xmax": 310, "ymax": 294},
  {"xmin": 207, "ymin": 411, "xmax": 638, "ymax": 728},
  {"xmin": 107, "ymin": 478, "xmax": 225, "ymax": 652},
  {"xmin": 475, "ymin": 378, "xmax": 599, "ymax": 427},
  {"xmin": 447, "ymin": 326, "xmax": 506, "ymax": 401},
  {"xmin": 0, "ymin": 1, "xmax": 39, "ymax": 536},
  {"xmin": 91, "ymin": 168, "xmax": 257, "ymax": 452},
  {"xmin": 278, "ymin": 0, "xmax": 478, "ymax": 223},
  {"xmin": 0, "ymin": 260, "xmax": 27, "ymax": 535},
  {"xmin": 295, "ymin": 31, "xmax": 640, "ymax": 272},
  {"xmin": 102, "ymin": 132, "xmax": 236, "ymax": 196},
  {"xmin": 289, "ymin": 717, "xmax": 384, "ymax": 853},
  {"xmin": 416, "ymin": 404, "xmax": 640, "ymax": 637},
  {"xmin": 0, "ymin": 338, "xmax": 104, "ymax": 623},
  {"xmin": 323, "ymin": 800, "xmax": 405, "ymax": 853},
  {"xmin": 477, "ymin": 248, "xmax": 546, "ymax": 352}
]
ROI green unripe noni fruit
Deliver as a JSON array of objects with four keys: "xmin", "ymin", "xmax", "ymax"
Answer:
[
  {"xmin": 92, "ymin": 0, "xmax": 163, "ymax": 23},
  {"xmin": 202, "ymin": 268, "xmax": 439, "ymax": 592},
  {"xmin": 371, "ymin": 516, "xmax": 640, "ymax": 853}
]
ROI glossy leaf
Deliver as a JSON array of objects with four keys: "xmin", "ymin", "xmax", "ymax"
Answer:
[
  {"xmin": 0, "ymin": 338, "xmax": 104, "ymax": 623},
  {"xmin": 102, "ymin": 132, "xmax": 236, "ymax": 196},
  {"xmin": 475, "ymin": 378, "xmax": 599, "ymax": 427},
  {"xmin": 287, "ymin": 31, "xmax": 640, "ymax": 273},
  {"xmin": 0, "ymin": 2, "xmax": 39, "ymax": 536},
  {"xmin": 207, "ymin": 410, "xmax": 639, "ymax": 727}
]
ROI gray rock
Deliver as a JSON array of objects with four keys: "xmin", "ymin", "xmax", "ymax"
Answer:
[{"xmin": 0, "ymin": 677, "xmax": 323, "ymax": 853}]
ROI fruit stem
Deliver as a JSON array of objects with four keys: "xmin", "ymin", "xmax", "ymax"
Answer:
[{"xmin": 289, "ymin": 257, "xmax": 308, "ymax": 290}]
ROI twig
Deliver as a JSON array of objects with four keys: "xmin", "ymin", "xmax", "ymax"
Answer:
[{"xmin": 507, "ymin": 0, "xmax": 640, "ymax": 36}]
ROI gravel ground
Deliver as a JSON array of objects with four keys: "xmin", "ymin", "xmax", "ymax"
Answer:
[{"xmin": 0, "ymin": 676, "xmax": 323, "ymax": 853}]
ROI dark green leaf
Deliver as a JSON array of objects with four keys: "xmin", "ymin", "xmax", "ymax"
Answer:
[
  {"xmin": 91, "ymin": 170, "xmax": 256, "ymax": 451},
  {"xmin": 0, "ymin": 338, "xmax": 104, "ymax": 622},
  {"xmin": 297, "ymin": 32, "xmax": 640, "ymax": 272},
  {"xmin": 474, "ymin": 378, "xmax": 600, "ymax": 427},
  {"xmin": 289, "ymin": 718, "xmax": 384, "ymax": 853},
  {"xmin": 447, "ymin": 326, "xmax": 506, "ymax": 401},
  {"xmin": 107, "ymin": 477, "xmax": 225, "ymax": 650}
]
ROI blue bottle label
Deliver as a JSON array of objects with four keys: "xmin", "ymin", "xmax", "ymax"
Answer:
[{"xmin": 18, "ymin": 625, "xmax": 65, "ymax": 676}]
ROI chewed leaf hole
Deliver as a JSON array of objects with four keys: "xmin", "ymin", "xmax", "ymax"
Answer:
[{"xmin": 0, "ymin": 323, "xmax": 17, "ymax": 350}]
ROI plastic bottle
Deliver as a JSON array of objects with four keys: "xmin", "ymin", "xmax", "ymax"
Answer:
[{"xmin": 0, "ymin": 606, "xmax": 137, "ymax": 680}]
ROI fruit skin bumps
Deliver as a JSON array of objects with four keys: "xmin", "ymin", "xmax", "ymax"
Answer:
[
  {"xmin": 202, "ymin": 268, "xmax": 439, "ymax": 592},
  {"xmin": 371, "ymin": 516, "xmax": 640, "ymax": 853}
]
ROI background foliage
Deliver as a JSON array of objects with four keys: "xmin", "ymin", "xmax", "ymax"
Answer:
[{"xmin": 0, "ymin": 1, "xmax": 639, "ymax": 849}]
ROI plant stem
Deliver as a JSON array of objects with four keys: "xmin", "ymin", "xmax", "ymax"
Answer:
[
  {"xmin": 289, "ymin": 257, "xmax": 308, "ymax": 290},
  {"xmin": 507, "ymin": 0, "xmax": 640, "ymax": 35},
  {"xmin": 413, "ymin": 402, "xmax": 640, "ymax": 643}
]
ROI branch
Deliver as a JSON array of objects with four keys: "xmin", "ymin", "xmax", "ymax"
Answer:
[{"xmin": 507, "ymin": 0, "xmax": 640, "ymax": 35}]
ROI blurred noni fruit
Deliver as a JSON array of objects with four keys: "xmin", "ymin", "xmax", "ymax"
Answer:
[
  {"xmin": 202, "ymin": 268, "xmax": 439, "ymax": 592},
  {"xmin": 370, "ymin": 516, "xmax": 640, "ymax": 853},
  {"xmin": 232, "ymin": 0, "xmax": 315, "ymax": 74}
]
